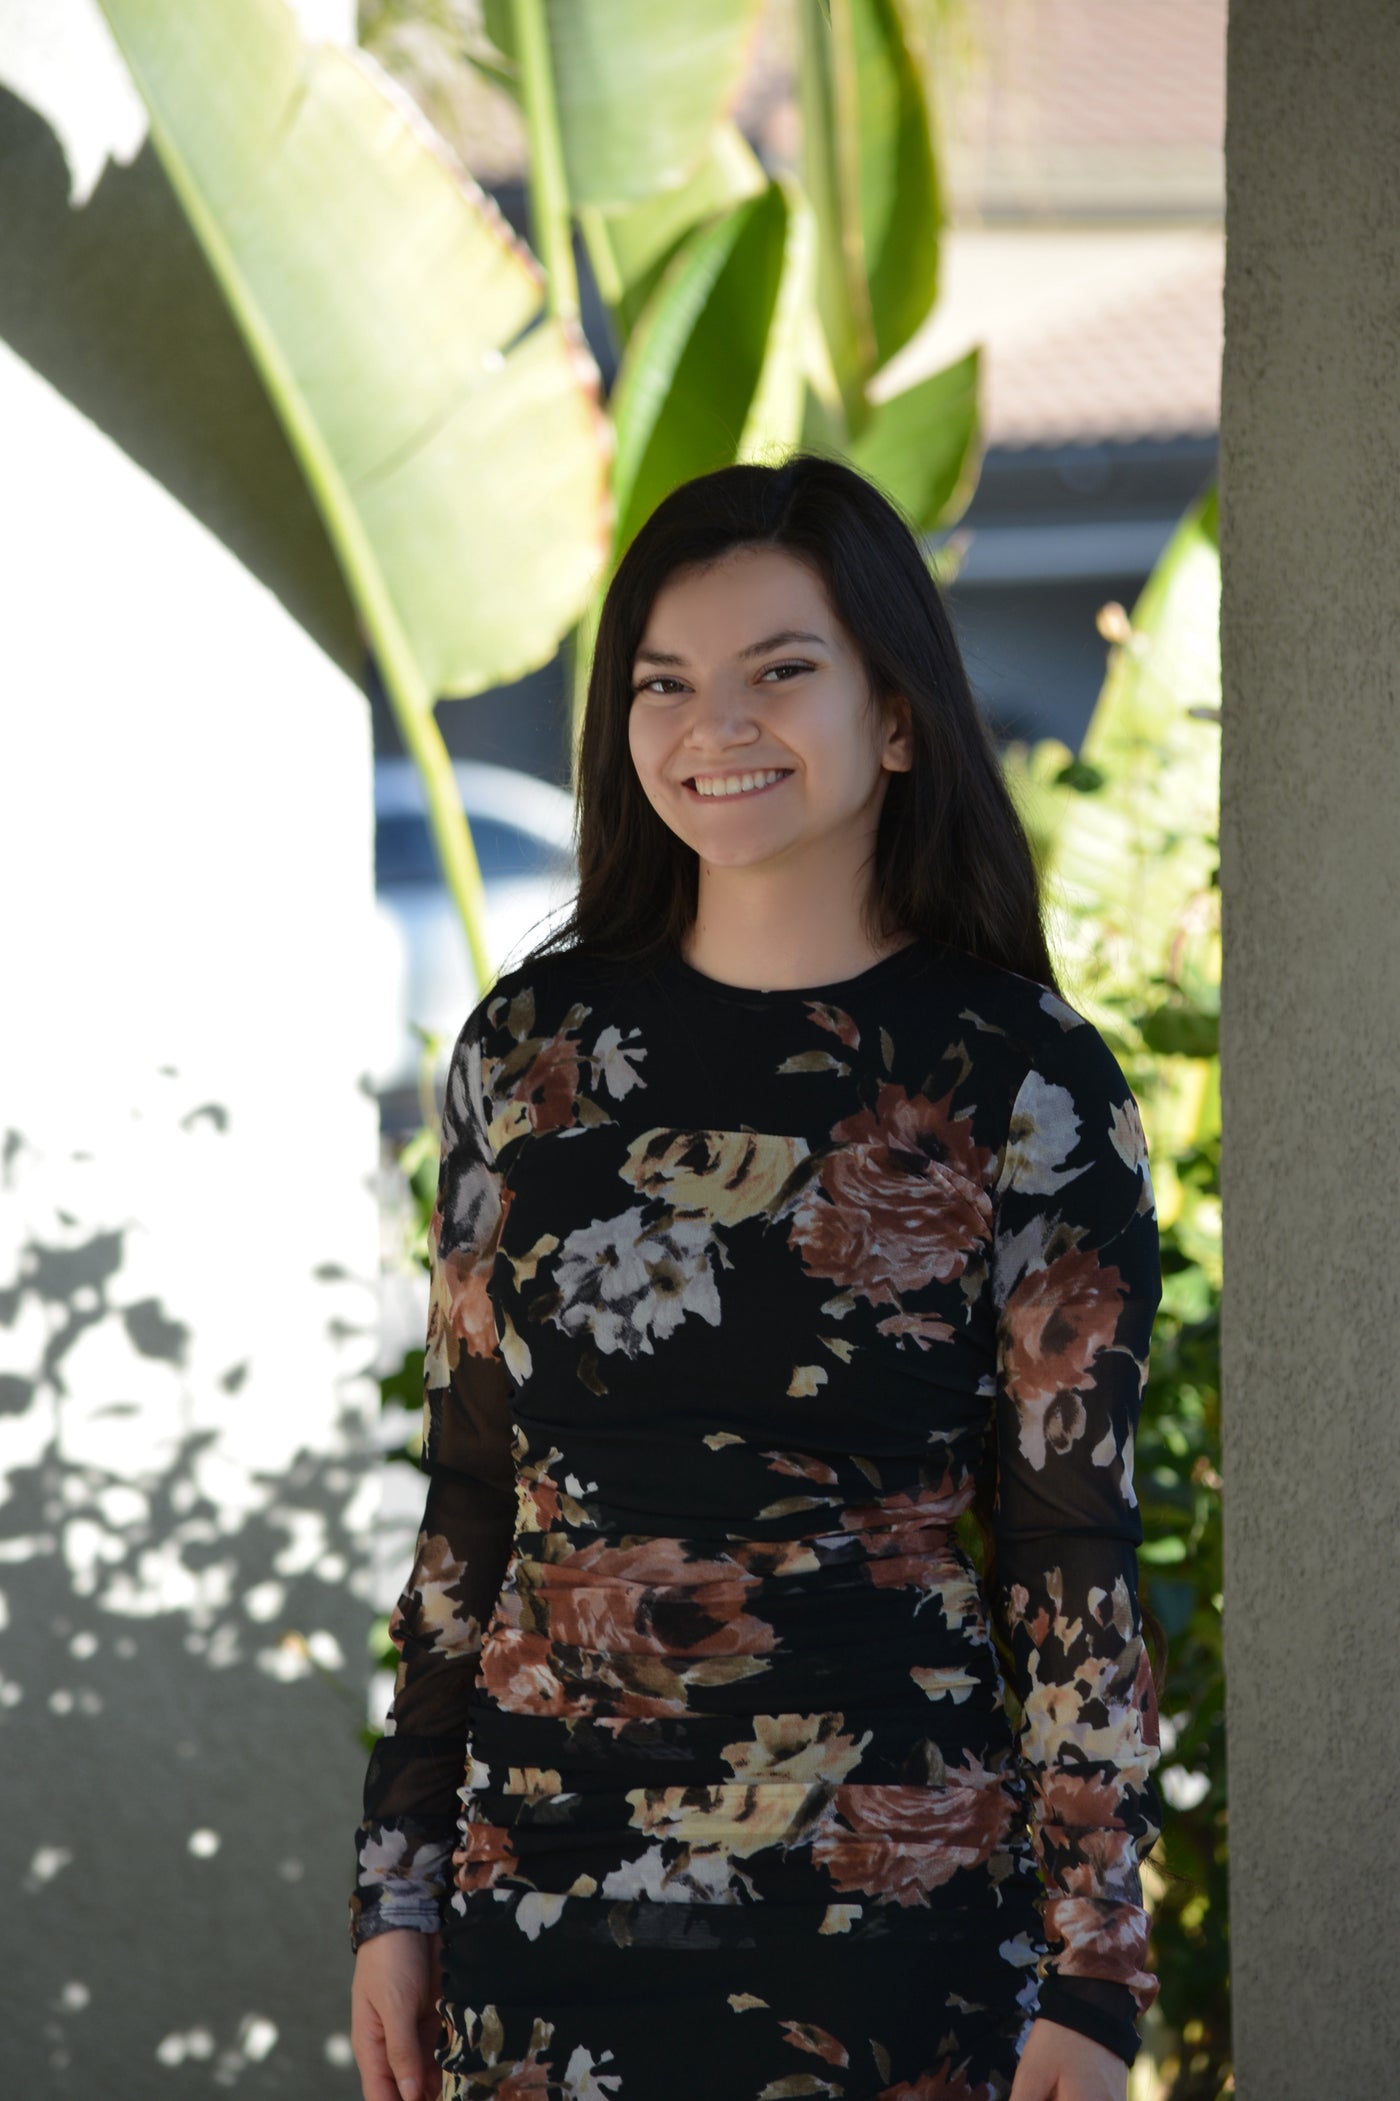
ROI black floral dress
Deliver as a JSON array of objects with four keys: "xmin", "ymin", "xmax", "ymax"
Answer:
[{"xmin": 352, "ymin": 939, "xmax": 1163, "ymax": 2101}]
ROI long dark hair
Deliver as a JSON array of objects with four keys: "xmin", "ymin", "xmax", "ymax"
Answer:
[{"xmin": 534, "ymin": 451, "xmax": 1061, "ymax": 995}]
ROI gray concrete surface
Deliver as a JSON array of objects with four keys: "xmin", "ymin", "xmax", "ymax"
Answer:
[{"xmin": 1219, "ymin": 1, "xmax": 1400, "ymax": 2089}]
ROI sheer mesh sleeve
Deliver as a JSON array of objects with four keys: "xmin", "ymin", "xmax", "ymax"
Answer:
[
  {"xmin": 989, "ymin": 1016, "xmax": 1164, "ymax": 2065},
  {"xmin": 350, "ymin": 1008, "xmax": 518, "ymax": 1948}
]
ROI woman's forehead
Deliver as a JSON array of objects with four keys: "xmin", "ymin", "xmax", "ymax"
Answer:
[{"xmin": 639, "ymin": 550, "xmax": 841, "ymax": 660}]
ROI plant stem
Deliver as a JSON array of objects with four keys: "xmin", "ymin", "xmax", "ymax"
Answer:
[
  {"xmin": 511, "ymin": 0, "xmax": 579, "ymax": 325},
  {"xmin": 579, "ymin": 205, "xmax": 623, "ymax": 309},
  {"xmin": 391, "ymin": 686, "xmax": 495, "ymax": 995}
]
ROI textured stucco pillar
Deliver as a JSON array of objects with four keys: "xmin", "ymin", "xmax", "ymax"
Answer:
[{"xmin": 1219, "ymin": 2, "xmax": 1400, "ymax": 2091}]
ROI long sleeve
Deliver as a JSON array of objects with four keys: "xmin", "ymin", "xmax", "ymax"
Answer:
[
  {"xmin": 350, "ymin": 1007, "xmax": 518, "ymax": 1949},
  {"xmin": 989, "ymin": 1018, "xmax": 1164, "ymax": 2065}
]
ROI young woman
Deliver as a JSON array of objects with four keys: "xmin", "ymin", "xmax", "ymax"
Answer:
[{"xmin": 350, "ymin": 454, "xmax": 1164, "ymax": 2101}]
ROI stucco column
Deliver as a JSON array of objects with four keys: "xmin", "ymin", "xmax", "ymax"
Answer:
[{"xmin": 1219, "ymin": 2, "xmax": 1400, "ymax": 2091}]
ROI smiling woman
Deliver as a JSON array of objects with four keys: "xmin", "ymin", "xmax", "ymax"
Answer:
[
  {"xmin": 350, "ymin": 456, "xmax": 1163, "ymax": 2101},
  {"xmin": 625, "ymin": 553, "xmax": 913, "ymax": 934}
]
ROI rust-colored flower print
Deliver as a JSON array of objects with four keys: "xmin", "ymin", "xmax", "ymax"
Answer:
[
  {"xmin": 810, "ymin": 1766, "xmax": 1015, "ymax": 1904},
  {"xmin": 1045, "ymin": 1892, "xmax": 1157, "ymax": 2010},
  {"xmin": 1000, "ymin": 1243, "xmax": 1126, "ymax": 1469},
  {"xmin": 787, "ymin": 1083, "xmax": 994, "ymax": 1304},
  {"xmin": 452, "ymin": 1817, "xmax": 519, "ymax": 1894},
  {"xmin": 512, "ymin": 1029, "xmax": 583, "ymax": 1136},
  {"xmin": 781, "ymin": 2017, "xmax": 850, "ymax": 2066},
  {"xmin": 805, "ymin": 1001, "xmax": 861, "ymax": 1048},
  {"xmin": 526, "ymin": 1535, "xmax": 780, "ymax": 1664},
  {"xmin": 838, "ymin": 1481, "xmax": 972, "ymax": 1599}
]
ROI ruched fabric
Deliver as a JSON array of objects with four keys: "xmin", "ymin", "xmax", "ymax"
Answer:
[{"xmin": 352, "ymin": 939, "xmax": 1163, "ymax": 2097}]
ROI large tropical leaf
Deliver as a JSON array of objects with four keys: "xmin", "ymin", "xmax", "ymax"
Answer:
[
  {"xmin": 849, "ymin": 0, "xmax": 943, "ymax": 368},
  {"xmin": 586, "ymin": 121, "xmax": 767, "ymax": 339},
  {"xmin": 606, "ymin": 182, "xmax": 808, "ymax": 559},
  {"xmin": 848, "ymin": 347, "xmax": 979, "ymax": 530},
  {"xmin": 800, "ymin": 0, "xmax": 942, "ymax": 419},
  {"xmin": 97, "ymin": 0, "xmax": 611, "ymax": 705},
  {"xmin": 484, "ymin": 0, "xmax": 762, "ymax": 209}
]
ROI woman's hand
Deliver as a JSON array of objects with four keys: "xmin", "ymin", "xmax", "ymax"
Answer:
[
  {"xmin": 1008, "ymin": 2017, "xmax": 1130, "ymax": 2101},
  {"xmin": 351, "ymin": 1927, "xmax": 443, "ymax": 2101}
]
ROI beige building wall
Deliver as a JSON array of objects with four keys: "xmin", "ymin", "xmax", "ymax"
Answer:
[{"xmin": 1219, "ymin": 1, "xmax": 1400, "ymax": 2090}]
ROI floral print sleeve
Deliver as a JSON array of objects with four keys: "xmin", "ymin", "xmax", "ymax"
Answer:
[
  {"xmin": 351, "ymin": 1005, "xmax": 518, "ymax": 1948},
  {"xmin": 990, "ymin": 1016, "xmax": 1164, "ymax": 2063}
]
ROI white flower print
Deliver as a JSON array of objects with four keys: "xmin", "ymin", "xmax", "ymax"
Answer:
[
  {"xmin": 1108, "ymin": 1093, "xmax": 1153, "ymax": 1188},
  {"xmin": 999, "ymin": 1070, "xmax": 1084, "ymax": 1197},
  {"xmin": 591, "ymin": 1023, "xmax": 647, "ymax": 1100},
  {"xmin": 551, "ymin": 1207, "xmax": 721, "ymax": 1357}
]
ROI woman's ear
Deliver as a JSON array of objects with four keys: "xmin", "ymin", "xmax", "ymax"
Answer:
[{"xmin": 881, "ymin": 694, "xmax": 915, "ymax": 773}]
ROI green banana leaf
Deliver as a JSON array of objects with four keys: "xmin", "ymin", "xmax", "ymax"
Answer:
[
  {"xmin": 484, "ymin": 0, "xmax": 763, "ymax": 209},
  {"xmin": 584, "ymin": 122, "xmax": 767, "ymax": 338},
  {"xmin": 98, "ymin": 0, "xmax": 614, "ymax": 984},
  {"xmin": 607, "ymin": 181, "xmax": 810, "ymax": 561},
  {"xmin": 848, "ymin": 347, "xmax": 980, "ymax": 531},
  {"xmin": 800, "ymin": 0, "xmax": 942, "ymax": 420},
  {"xmin": 97, "ymin": 0, "xmax": 610, "ymax": 706}
]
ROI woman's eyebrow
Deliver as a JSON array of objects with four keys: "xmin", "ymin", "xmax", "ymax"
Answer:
[{"xmin": 632, "ymin": 627, "xmax": 829, "ymax": 669}]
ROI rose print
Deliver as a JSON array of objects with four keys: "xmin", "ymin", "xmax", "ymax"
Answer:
[{"xmin": 787, "ymin": 1083, "xmax": 994, "ymax": 1303}]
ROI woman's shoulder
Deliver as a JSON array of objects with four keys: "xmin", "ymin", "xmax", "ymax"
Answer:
[
  {"xmin": 907, "ymin": 939, "xmax": 1129, "ymax": 1094},
  {"xmin": 453, "ymin": 942, "xmax": 627, "ymax": 1050}
]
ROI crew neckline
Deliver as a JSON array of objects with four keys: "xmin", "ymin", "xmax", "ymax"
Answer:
[{"xmin": 661, "ymin": 936, "xmax": 927, "ymax": 1005}]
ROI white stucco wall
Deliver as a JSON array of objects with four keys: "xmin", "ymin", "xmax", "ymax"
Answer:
[{"xmin": 0, "ymin": 338, "xmax": 379, "ymax": 2090}]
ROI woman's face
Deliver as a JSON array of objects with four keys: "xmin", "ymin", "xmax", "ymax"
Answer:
[{"xmin": 626, "ymin": 545, "xmax": 911, "ymax": 874}]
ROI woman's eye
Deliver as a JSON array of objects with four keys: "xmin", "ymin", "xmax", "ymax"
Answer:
[
  {"xmin": 759, "ymin": 661, "xmax": 813, "ymax": 683},
  {"xmin": 631, "ymin": 676, "xmax": 681, "ymax": 697}
]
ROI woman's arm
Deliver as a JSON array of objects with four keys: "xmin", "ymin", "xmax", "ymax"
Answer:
[
  {"xmin": 989, "ymin": 1017, "xmax": 1165, "ymax": 2073},
  {"xmin": 351, "ymin": 1008, "xmax": 518, "ymax": 1949}
]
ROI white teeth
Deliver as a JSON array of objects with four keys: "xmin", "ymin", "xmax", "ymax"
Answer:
[{"xmin": 692, "ymin": 768, "xmax": 788, "ymax": 798}]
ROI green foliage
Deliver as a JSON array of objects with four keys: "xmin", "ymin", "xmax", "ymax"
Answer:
[
  {"xmin": 1011, "ymin": 494, "xmax": 1229, "ymax": 2100},
  {"xmin": 607, "ymin": 183, "xmax": 805, "ymax": 556}
]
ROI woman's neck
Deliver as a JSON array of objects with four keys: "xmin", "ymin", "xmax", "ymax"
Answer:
[{"xmin": 682, "ymin": 862, "xmax": 909, "ymax": 992}]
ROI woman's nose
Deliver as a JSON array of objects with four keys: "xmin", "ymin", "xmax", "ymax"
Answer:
[{"xmin": 681, "ymin": 682, "xmax": 762, "ymax": 748}]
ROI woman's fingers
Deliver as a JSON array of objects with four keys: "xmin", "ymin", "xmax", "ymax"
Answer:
[
  {"xmin": 351, "ymin": 1931, "xmax": 438, "ymax": 2101},
  {"xmin": 351, "ymin": 1994, "xmax": 411, "ymax": 2101}
]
